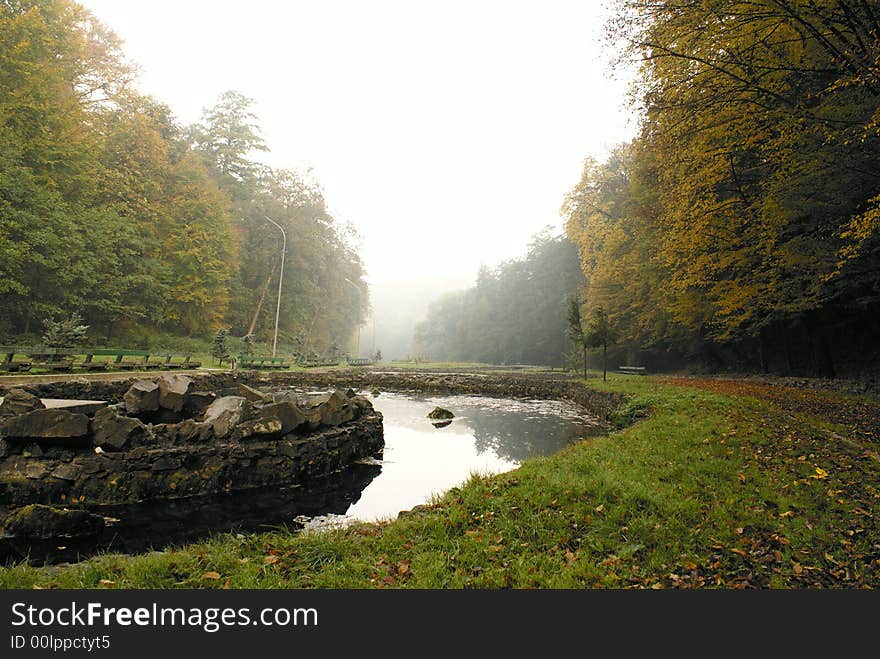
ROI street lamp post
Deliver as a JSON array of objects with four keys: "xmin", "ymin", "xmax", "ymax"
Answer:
[{"xmin": 264, "ymin": 216, "xmax": 286, "ymax": 358}]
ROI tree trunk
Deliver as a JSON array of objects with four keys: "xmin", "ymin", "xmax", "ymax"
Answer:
[
  {"xmin": 783, "ymin": 327, "xmax": 794, "ymax": 374},
  {"xmin": 582, "ymin": 343, "xmax": 587, "ymax": 379},
  {"xmin": 759, "ymin": 327, "xmax": 769, "ymax": 374},
  {"xmin": 602, "ymin": 342, "xmax": 607, "ymax": 381},
  {"xmin": 809, "ymin": 316, "xmax": 836, "ymax": 379}
]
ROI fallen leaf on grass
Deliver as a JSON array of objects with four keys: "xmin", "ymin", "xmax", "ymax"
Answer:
[{"xmin": 202, "ymin": 572, "xmax": 221, "ymax": 580}]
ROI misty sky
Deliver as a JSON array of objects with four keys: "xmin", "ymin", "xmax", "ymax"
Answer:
[{"xmin": 79, "ymin": 0, "xmax": 637, "ymax": 288}]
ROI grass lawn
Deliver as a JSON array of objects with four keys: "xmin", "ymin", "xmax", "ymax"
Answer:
[{"xmin": 1, "ymin": 375, "xmax": 877, "ymax": 588}]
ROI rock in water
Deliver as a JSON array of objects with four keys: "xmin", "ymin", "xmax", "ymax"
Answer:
[
  {"xmin": 124, "ymin": 380, "xmax": 160, "ymax": 415},
  {"xmin": 0, "ymin": 408, "xmax": 90, "ymax": 440},
  {"xmin": 157, "ymin": 374, "xmax": 195, "ymax": 412},
  {"xmin": 427, "ymin": 407, "xmax": 454, "ymax": 420},
  {"xmin": 91, "ymin": 407, "xmax": 150, "ymax": 451},
  {"xmin": 203, "ymin": 396, "xmax": 253, "ymax": 438},
  {"xmin": 0, "ymin": 389, "xmax": 45, "ymax": 417},
  {"xmin": 431, "ymin": 420, "xmax": 453, "ymax": 429}
]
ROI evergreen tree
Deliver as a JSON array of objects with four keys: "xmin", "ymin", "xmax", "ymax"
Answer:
[
  {"xmin": 41, "ymin": 313, "xmax": 89, "ymax": 349},
  {"xmin": 211, "ymin": 329, "xmax": 231, "ymax": 366}
]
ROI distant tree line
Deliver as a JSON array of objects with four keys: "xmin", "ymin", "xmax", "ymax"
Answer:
[
  {"xmin": 0, "ymin": 0, "xmax": 368, "ymax": 352},
  {"xmin": 564, "ymin": 0, "xmax": 880, "ymax": 377},
  {"xmin": 414, "ymin": 232, "xmax": 584, "ymax": 366}
]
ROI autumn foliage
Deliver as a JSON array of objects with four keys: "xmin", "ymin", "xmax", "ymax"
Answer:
[
  {"xmin": 565, "ymin": 1, "xmax": 880, "ymax": 376},
  {"xmin": 0, "ymin": 1, "xmax": 367, "ymax": 349}
]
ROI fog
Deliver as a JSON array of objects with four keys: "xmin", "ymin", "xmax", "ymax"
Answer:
[{"xmin": 77, "ymin": 0, "xmax": 637, "ymax": 355}]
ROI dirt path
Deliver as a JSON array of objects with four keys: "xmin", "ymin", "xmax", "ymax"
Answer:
[
  {"xmin": 0, "ymin": 369, "xmax": 218, "ymax": 387},
  {"xmin": 659, "ymin": 376, "xmax": 880, "ymax": 445}
]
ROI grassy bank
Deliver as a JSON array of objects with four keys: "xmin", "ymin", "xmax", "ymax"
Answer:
[{"xmin": 1, "ymin": 375, "xmax": 877, "ymax": 588}]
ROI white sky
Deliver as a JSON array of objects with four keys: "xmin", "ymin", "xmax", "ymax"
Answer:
[{"xmin": 79, "ymin": 0, "xmax": 637, "ymax": 287}]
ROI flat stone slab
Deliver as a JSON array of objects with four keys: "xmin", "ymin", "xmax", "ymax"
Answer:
[{"xmin": 0, "ymin": 398, "xmax": 107, "ymax": 416}]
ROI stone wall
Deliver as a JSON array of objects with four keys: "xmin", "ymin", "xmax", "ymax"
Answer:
[
  {"xmin": 0, "ymin": 377, "xmax": 384, "ymax": 546},
  {"xmin": 1, "ymin": 369, "xmax": 624, "ymax": 421},
  {"xmin": 0, "ymin": 414, "xmax": 383, "ymax": 509}
]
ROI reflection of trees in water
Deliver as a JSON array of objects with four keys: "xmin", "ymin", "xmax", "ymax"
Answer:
[
  {"xmin": 369, "ymin": 393, "xmax": 604, "ymax": 464},
  {"xmin": 462, "ymin": 409, "xmax": 602, "ymax": 463},
  {"xmin": 2, "ymin": 464, "xmax": 382, "ymax": 566}
]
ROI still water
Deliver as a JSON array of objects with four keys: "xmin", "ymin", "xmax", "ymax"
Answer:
[
  {"xmin": 344, "ymin": 391, "xmax": 604, "ymax": 522},
  {"xmin": 1, "ymin": 392, "xmax": 603, "ymax": 563}
]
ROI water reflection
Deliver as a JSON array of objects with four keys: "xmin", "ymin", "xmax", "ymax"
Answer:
[
  {"xmin": 1, "ymin": 464, "xmax": 381, "ymax": 565},
  {"xmin": 2, "ymin": 392, "xmax": 604, "ymax": 563},
  {"xmin": 344, "ymin": 392, "xmax": 603, "ymax": 522}
]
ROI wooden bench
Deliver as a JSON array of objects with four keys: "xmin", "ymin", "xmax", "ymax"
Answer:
[
  {"xmin": 82, "ymin": 349, "xmax": 153, "ymax": 371},
  {"xmin": 239, "ymin": 356, "xmax": 290, "ymax": 370},
  {"xmin": 297, "ymin": 358, "xmax": 340, "ymax": 368},
  {"xmin": 0, "ymin": 347, "xmax": 32, "ymax": 373},
  {"xmin": 162, "ymin": 353, "xmax": 201, "ymax": 369},
  {"xmin": 27, "ymin": 347, "xmax": 77, "ymax": 372},
  {"xmin": 617, "ymin": 365, "xmax": 647, "ymax": 375}
]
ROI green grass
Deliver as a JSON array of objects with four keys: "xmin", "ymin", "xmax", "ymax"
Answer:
[{"xmin": 1, "ymin": 375, "xmax": 876, "ymax": 588}]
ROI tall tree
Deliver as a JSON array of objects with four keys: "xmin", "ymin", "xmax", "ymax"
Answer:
[{"xmin": 566, "ymin": 297, "xmax": 588, "ymax": 378}]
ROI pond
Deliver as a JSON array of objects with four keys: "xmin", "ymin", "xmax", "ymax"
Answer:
[
  {"xmin": 1, "ymin": 390, "xmax": 605, "ymax": 564},
  {"xmin": 344, "ymin": 392, "xmax": 605, "ymax": 522}
]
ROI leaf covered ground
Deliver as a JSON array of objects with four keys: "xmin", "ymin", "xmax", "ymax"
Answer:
[{"xmin": 1, "ymin": 375, "xmax": 877, "ymax": 589}]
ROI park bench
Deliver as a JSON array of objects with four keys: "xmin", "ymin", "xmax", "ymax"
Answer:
[
  {"xmin": 617, "ymin": 365, "xmax": 647, "ymax": 375},
  {"xmin": 0, "ymin": 347, "xmax": 32, "ymax": 373},
  {"xmin": 81, "ymin": 350, "xmax": 201, "ymax": 371},
  {"xmin": 297, "ymin": 357, "xmax": 340, "ymax": 368},
  {"xmin": 27, "ymin": 347, "xmax": 77, "ymax": 372},
  {"xmin": 145, "ymin": 353, "xmax": 200, "ymax": 369},
  {"xmin": 82, "ymin": 349, "xmax": 153, "ymax": 371},
  {"xmin": 161, "ymin": 353, "xmax": 201, "ymax": 369},
  {"xmin": 238, "ymin": 356, "xmax": 290, "ymax": 370}
]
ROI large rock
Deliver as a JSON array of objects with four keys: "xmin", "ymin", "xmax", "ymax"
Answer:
[
  {"xmin": 157, "ymin": 374, "xmax": 195, "ymax": 412},
  {"xmin": 299, "ymin": 390, "xmax": 358, "ymax": 427},
  {"xmin": 427, "ymin": 407, "xmax": 454, "ymax": 420},
  {"xmin": 0, "ymin": 389, "xmax": 45, "ymax": 417},
  {"xmin": 236, "ymin": 383, "xmax": 270, "ymax": 403},
  {"xmin": 51, "ymin": 462, "xmax": 81, "ymax": 481},
  {"xmin": 0, "ymin": 408, "xmax": 90, "ymax": 441},
  {"xmin": 203, "ymin": 396, "xmax": 253, "ymax": 438},
  {"xmin": 185, "ymin": 391, "xmax": 216, "ymax": 419},
  {"xmin": 3, "ymin": 504, "xmax": 104, "ymax": 539},
  {"xmin": 91, "ymin": 407, "xmax": 150, "ymax": 451},
  {"xmin": 236, "ymin": 401, "xmax": 307, "ymax": 440},
  {"xmin": 168, "ymin": 418, "xmax": 214, "ymax": 444},
  {"xmin": 124, "ymin": 381, "xmax": 160, "ymax": 414}
]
